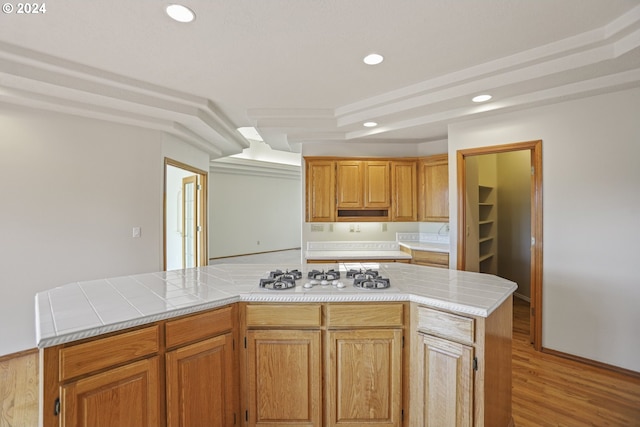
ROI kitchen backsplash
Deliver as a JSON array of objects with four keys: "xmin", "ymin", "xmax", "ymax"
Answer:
[{"xmin": 302, "ymin": 221, "xmax": 449, "ymax": 243}]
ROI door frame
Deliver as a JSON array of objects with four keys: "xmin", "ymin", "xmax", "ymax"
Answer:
[
  {"xmin": 456, "ymin": 140, "xmax": 543, "ymax": 350},
  {"xmin": 163, "ymin": 158, "xmax": 209, "ymax": 270}
]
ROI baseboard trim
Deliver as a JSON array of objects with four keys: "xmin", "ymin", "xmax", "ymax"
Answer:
[
  {"xmin": 209, "ymin": 248, "xmax": 301, "ymax": 261},
  {"xmin": 542, "ymin": 347, "xmax": 640, "ymax": 379},
  {"xmin": 0, "ymin": 347, "xmax": 38, "ymax": 363}
]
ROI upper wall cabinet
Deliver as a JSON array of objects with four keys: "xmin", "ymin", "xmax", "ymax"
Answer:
[
  {"xmin": 305, "ymin": 155, "xmax": 448, "ymax": 223},
  {"xmin": 336, "ymin": 160, "xmax": 390, "ymax": 209},
  {"xmin": 305, "ymin": 159, "xmax": 336, "ymax": 222},
  {"xmin": 391, "ymin": 161, "xmax": 417, "ymax": 221},
  {"xmin": 418, "ymin": 154, "xmax": 449, "ymax": 222}
]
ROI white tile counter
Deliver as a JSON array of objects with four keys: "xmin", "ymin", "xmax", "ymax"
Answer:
[
  {"xmin": 35, "ymin": 262, "xmax": 517, "ymax": 349},
  {"xmin": 304, "ymin": 241, "xmax": 412, "ymax": 261},
  {"xmin": 396, "ymin": 232, "xmax": 450, "ymax": 253}
]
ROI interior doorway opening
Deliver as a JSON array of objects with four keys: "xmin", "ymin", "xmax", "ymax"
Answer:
[
  {"xmin": 164, "ymin": 158, "xmax": 208, "ymax": 271},
  {"xmin": 457, "ymin": 140, "xmax": 543, "ymax": 350}
]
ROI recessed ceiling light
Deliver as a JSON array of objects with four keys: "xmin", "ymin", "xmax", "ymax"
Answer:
[
  {"xmin": 472, "ymin": 94, "xmax": 492, "ymax": 103},
  {"xmin": 363, "ymin": 53, "xmax": 384, "ymax": 65},
  {"xmin": 166, "ymin": 4, "xmax": 195, "ymax": 23},
  {"xmin": 363, "ymin": 121, "xmax": 378, "ymax": 128}
]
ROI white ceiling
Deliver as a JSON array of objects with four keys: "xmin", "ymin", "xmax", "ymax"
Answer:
[{"xmin": 1, "ymin": 0, "xmax": 639, "ymax": 157}]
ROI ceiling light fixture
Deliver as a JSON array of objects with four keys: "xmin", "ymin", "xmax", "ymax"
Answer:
[
  {"xmin": 363, "ymin": 121, "xmax": 378, "ymax": 127},
  {"xmin": 363, "ymin": 53, "xmax": 384, "ymax": 65},
  {"xmin": 472, "ymin": 94, "xmax": 492, "ymax": 103},
  {"xmin": 166, "ymin": 4, "xmax": 195, "ymax": 23}
]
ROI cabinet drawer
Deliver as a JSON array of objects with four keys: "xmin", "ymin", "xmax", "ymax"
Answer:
[
  {"xmin": 412, "ymin": 250, "xmax": 449, "ymax": 266},
  {"xmin": 165, "ymin": 305, "xmax": 234, "ymax": 348},
  {"xmin": 246, "ymin": 304, "xmax": 322, "ymax": 327},
  {"xmin": 60, "ymin": 325, "xmax": 159, "ymax": 381},
  {"xmin": 417, "ymin": 307, "xmax": 474, "ymax": 344},
  {"xmin": 327, "ymin": 303, "xmax": 404, "ymax": 328}
]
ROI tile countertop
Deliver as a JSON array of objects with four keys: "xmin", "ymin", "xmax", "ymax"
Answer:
[
  {"xmin": 304, "ymin": 241, "xmax": 412, "ymax": 260},
  {"xmin": 396, "ymin": 232, "xmax": 450, "ymax": 253},
  {"xmin": 35, "ymin": 262, "xmax": 517, "ymax": 349}
]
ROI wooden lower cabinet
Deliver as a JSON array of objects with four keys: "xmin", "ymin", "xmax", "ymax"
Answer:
[
  {"xmin": 243, "ymin": 302, "xmax": 405, "ymax": 427},
  {"xmin": 246, "ymin": 329, "xmax": 322, "ymax": 426},
  {"xmin": 41, "ymin": 305, "xmax": 238, "ymax": 427},
  {"xmin": 166, "ymin": 333, "xmax": 236, "ymax": 427},
  {"xmin": 408, "ymin": 299, "xmax": 513, "ymax": 427},
  {"xmin": 61, "ymin": 356, "xmax": 160, "ymax": 427},
  {"xmin": 400, "ymin": 246, "xmax": 449, "ymax": 268},
  {"xmin": 420, "ymin": 334, "xmax": 473, "ymax": 427},
  {"xmin": 327, "ymin": 329, "xmax": 402, "ymax": 427}
]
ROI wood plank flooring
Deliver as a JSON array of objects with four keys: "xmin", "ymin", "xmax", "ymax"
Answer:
[
  {"xmin": 1, "ymin": 297, "xmax": 638, "ymax": 426},
  {"xmin": 512, "ymin": 297, "xmax": 640, "ymax": 426},
  {"xmin": 0, "ymin": 350, "xmax": 38, "ymax": 427}
]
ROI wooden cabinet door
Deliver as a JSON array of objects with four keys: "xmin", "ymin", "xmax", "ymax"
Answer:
[
  {"xmin": 391, "ymin": 161, "xmax": 417, "ymax": 221},
  {"xmin": 327, "ymin": 329, "xmax": 402, "ymax": 427},
  {"xmin": 364, "ymin": 161, "xmax": 391, "ymax": 208},
  {"xmin": 419, "ymin": 155, "xmax": 449, "ymax": 222},
  {"xmin": 336, "ymin": 160, "xmax": 363, "ymax": 208},
  {"xmin": 246, "ymin": 329, "xmax": 322, "ymax": 427},
  {"xmin": 166, "ymin": 333, "xmax": 236, "ymax": 427},
  {"xmin": 421, "ymin": 334, "xmax": 473, "ymax": 427},
  {"xmin": 306, "ymin": 159, "xmax": 335, "ymax": 222},
  {"xmin": 61, "ymin": 357, "xmax": 160, "ymax": 427}
]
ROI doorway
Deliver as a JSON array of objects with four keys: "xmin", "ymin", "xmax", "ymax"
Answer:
[
  {"xmin": 164, "ymin": 158, "xmax": 208, "ymax": 270},
  {"xmin": 456, "ymin": 140, "xmax": 543, "ymax": 350}
]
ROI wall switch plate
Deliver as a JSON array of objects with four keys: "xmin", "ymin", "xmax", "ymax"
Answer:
[{"xmin": 132, "ymin": 227, "xmax": 141, "ymax": 238}]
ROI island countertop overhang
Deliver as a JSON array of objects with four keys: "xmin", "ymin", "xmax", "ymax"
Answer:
[{"xmin": 35, "ymin": 262, "xmax": 517, "ymax": 349}]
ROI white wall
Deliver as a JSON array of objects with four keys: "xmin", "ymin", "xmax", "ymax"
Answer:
[
  {"xmin": 208, "ymin": 165, "xmax": 301, "ymax": 258},
  {"xmin": 0, "ymin": 108, "xmax": 165, "ymax": 356},
  {"xmin": 448, "ymin": 88, "xmax": 640, "ymax": 372}
]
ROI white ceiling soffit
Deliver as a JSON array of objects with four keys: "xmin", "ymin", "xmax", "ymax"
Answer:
[
  {"xmin": 0, "ymin": 2, "xmax": 639, "ymax": 155},
  {"xmin": 0, "ymin": 42, "xmax": 249, "ymax": 157}
]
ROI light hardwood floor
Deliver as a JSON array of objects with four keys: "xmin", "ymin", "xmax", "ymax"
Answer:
[
  {"xmin": 2, "ymin": 264, "xmax": 639, "ymax": 426},
  {"xmin": 512, "ymin": 297, "xmax": 640, "ymax": 426},
  {"xmin": 0, "ymin": 350, "xmax": 38, "ymax": 427}
]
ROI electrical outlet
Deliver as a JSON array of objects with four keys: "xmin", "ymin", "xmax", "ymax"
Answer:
[
  {"xmin": 381, "ymin": 223, "xmax": 387, "ymax": 232},
  {"xmin": 132, "ymin": 227, "xmax": 141, "ymax": 238}
]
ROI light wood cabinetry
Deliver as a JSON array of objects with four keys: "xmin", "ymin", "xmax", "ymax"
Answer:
[
  {"xmin": 166, "ymin": 306, "xmax": 238, "ymax": 427},
  {"xmin": 336, "ymin": 160, "xmax": 363, "ymax": 208},
  {"xmin": 242, "ymin": 302, "xmax": 405, "ymax": 427},
  {"xmin": 364, "ymin": 161, "xmax": 391, "ymax": 208},
  {"xmin": 408, "ymin": 299, "xmax": 513, "ymax": 427},
  {"xmin": 305, "ymin": 155, "xmax": 447, "ymax": 223},
  {"xmin": 419, "ymin": 154, "xmax": 449, "ymax": 222},
  {"xmin": 326, "ymin": 304, "xmax": 403, "ymax": 427},
  {"xmin": 61, "ymin": 355, "xmax": 160, "ymax": 427},
  {"xmin": 41, "ymin": 305, "xmax": 238, "ymax": 427},
  {"xmin": 336, "ymin": 160, "xmax": 390, "ymax": 209},
  {"xmin": 306, "ymin": 159, "xmax": 336, "ymax": 222},
  {"xmin": 400, "ymin": 246, "xmax": 449, "ymax": 268},
  {"xmin": 391, "ymin": 160, "xmax": 417, "ymax": 221},
  {"xmin": 244, "ymin": 303, "xmax": 323, "ymax": 426}
]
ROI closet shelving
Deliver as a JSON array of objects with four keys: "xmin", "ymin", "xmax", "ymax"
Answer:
[{"xmin": 478, "ymin": 185, "xmax": 497, "ymax": 274}]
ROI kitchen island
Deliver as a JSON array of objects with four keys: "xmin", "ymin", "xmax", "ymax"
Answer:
[{"xmin": 36, "ymin": 262, "xmax": 516, "ymax": 427}]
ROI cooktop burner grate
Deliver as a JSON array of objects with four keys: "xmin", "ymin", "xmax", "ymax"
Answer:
[
  {"xmin": 353, "ymin": 277, "xmax": 391, "ymax": 289},
  {"xmin": 307, "ymin": 269, "xmax": 341, "ymax": 280}
]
